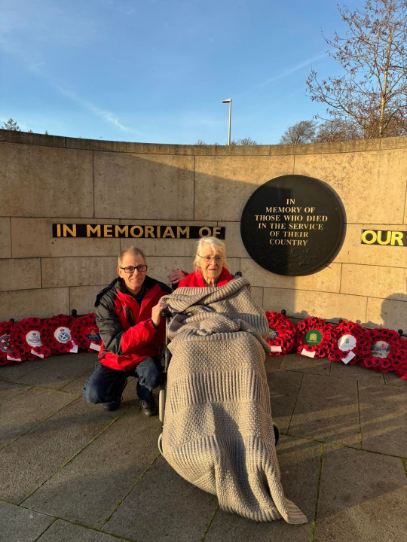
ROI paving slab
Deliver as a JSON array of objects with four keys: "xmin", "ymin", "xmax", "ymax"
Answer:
[
  {"xmin": 104, "ymin": 455, "xmax": 217, "ymax": 542},
  {"xmin": 24, "ymin": 406, "xmax": 162, "ymax": 529},
  {"xmin": 330, "ymin": 360, "xmax": 385, "ymax": 382},
  {"xmin": 280, "ymin": 353, "xmax": 331, "ymax": 376},
  {"xmin": 267, "ymin": 370, "xmax": 303, "ymax": 433},
  {"xmin": 0, "ymin": 360, "xmax": 48, "ymax": 383},
  {"xmin": 289, "ymin": 374, "xmax": 361, "ymax": 446},
  {"xmin": 15, "ymin": 353, "xmax": 97, "ymax": 390},
  {"xmin": 0, "ymin": 501, "xmax": 54, "ymax": 542},
  {"xmin": 0, "ymin": 387, "xmax": 77, "ymax": 449},
  {"xmin": 0, "ymin": 380, "xmax": 32, "ymax": 404},
  {"xmin": 383, "ymin": 371, "xmax": 407, "ymax": 387},
  {"xmin": 37, "ymin": 519, "xmax": 123, "ymax": 542},
  {"xmin": 60, "ymin": 368, "xmax": 94, "ymax": 395},
  {"xmin": 358, "ymin": 381, "xmax": 407, "ymax": 456},
  {"xmin": 3, "ymin": 351, "xmax": 406, "ymax": 542},
  {"xmin": 205, "ymin": 435, "xmax": 320, "ymax": 542},
  {"xmin": 315, "ymin": 445, "xmax": 407, "ymax": 542},
  {"xmin": 265, "ymin": 355, "xmax": 283, "ymax": 372},
  {"xmin": 0, "ymin": 397, "xmax": 130, "ymax": 504}
]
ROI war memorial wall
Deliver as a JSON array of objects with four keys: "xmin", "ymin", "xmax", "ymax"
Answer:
[{"xmin": 0, "ymin": 130, "xmax": 406, "ymax": 332}]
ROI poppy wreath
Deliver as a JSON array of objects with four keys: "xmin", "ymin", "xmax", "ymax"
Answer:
[
  {"xmin": 265, "ymin": 311, "xmax": 296, "ymax": 356},
  {"xmin": 360, "ymin": 328, "xmax": 406, "ymax": 373},
  {"xmin": 9, "ymin": 318, "xmax": 52, "ymax": 361},
  {"xmin": 0, "ymin": 321, "xmax": 16, "ymax": 366},
  {"xmin": 328, "ymin": 320, "xmax": 372, "ymax": 365},
  {"xmin": 71, "ymin": 313, "xmax": 102, "ymax": 353},
  {"xmin": 295, "ymin": 316, "xmax": 335, "ymax": 358},
  {"xmin": 394, "ymin": 337, "xmax": 407, "ymax": 380},
  {"xmin": 40, "ymin": 314, "xmax": 79, "ymax": 356},
  {"xmin": 6, "ymin": 322, "xmax": 27, "ymax": 363}
]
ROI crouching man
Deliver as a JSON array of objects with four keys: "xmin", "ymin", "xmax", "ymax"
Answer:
[{"xmin": 83, "ymin": 246, "xmax": 171, "ymax": 416}]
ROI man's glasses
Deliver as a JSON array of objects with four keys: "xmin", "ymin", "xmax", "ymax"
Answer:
[
  {"xmin": 119, "ymin": 265, "xmax": 148, "ymax": 274},
  {"xmin": 198, "ymin": 255, "xmax": 223, "ymax": 263}
]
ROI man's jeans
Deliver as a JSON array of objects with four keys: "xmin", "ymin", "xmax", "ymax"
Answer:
[{"xmin": 83, "ymin": 356, "xmax": 162, "ymax": 404}]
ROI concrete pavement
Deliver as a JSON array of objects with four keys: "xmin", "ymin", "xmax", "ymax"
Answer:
[{"xmin": 0, "ymin": 352, "xmax": 406, "ymax": 542}]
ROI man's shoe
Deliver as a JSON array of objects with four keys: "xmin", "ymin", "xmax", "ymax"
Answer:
[
  {"xmin": 140, "ymin": 397, "xmax": 158, "ymax": 417},
  {"xmin": 103, "ymin": 399, "xmax": 121, "ymax": 412}
]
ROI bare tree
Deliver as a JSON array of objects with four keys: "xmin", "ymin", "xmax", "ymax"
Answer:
[
  {"xmin": 307, "ymin": 0, "xmax": 407, "ymax": 138},
  {"xmin": 197, "ymin": 138, "xmax": 257, "ymax": 146},
  {"xmin": 2, "ymin": 118, "xmax": 21, "ymax": 131},
  {"xmin": 315, "ymin": 119, "xmax": 363, "ymax": 142},
  {"xmin": 233, "ymin": 137, "xmax": 258, "ymax": 146},
  {"xmin": 279, "ymin": 120, "xmax": 317, "ymax": 144}
]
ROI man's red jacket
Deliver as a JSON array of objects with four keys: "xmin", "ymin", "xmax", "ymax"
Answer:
[{"xmin": 95, "ymin": 276, "xmax": 171, "ymax": 371}]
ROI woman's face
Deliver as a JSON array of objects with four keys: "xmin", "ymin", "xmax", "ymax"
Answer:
[{"xmin": 198, "ymin": 245, "xmax": 224, "ymax": 283}]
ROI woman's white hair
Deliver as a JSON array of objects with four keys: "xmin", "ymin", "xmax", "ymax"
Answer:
[{"xmin": 193, "ymin": 237, "xmax": 229, "ymax": 270}]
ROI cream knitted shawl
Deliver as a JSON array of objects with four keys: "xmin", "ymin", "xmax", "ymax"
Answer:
[{"xmin": 161, "ymin": 277, "xmax": 307, "ymax": 524}]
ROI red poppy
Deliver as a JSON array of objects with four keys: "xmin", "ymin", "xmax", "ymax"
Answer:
[
  {"xmin": 265, "ymin": 311, "xmax": 296, "ymax": 356},
  {"xmin": 328, "ymin": 320, "xmax": 372, "ymax": 365},
  {"xmin": 393, "ymin": 337, "xmax": 407, "ymax": 379},
  {"xmin": 41, "ymin": 314, "xmax": 79, "ymax": 356},
  {"xmin": 0, "ymin": 321, "xmax": 17, "ymax": 366},
  {"xmin": 8, "ymin": 318, "xmax": 51, "ymax": 362},
  {"xmin": 360, "ymin": 328, "xmax": 405, "ymax": 373},
  {"xmin": 71, "ymin": 313, "xmax": 102, "ymax": 353},
  {"xmin": 295, "ymin": 316, "xmax": 335, "ymax": 359}
]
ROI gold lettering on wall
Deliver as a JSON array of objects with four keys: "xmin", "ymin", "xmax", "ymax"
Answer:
[
  {"xmin": 115, "ymin": 225, "xmax": 129, "ymax": 237},
  {"xmin": 253, "ymin": 198, "xmax": 330, "ymax": 246},
  {"xmin": 163, "ymin": 227, "xmax": 175, "ymax": 238},
  {"xmin": 63, "ymin": 224, "xmax": 76, "ymax": 237},
  {"xmin": 87, "ymin": 225, "xmax": 101, "ymax": 237},
  {"xmin": 103, "ymin": 225, "xmax": 113, "ymax": 237},
  {"xmin": 177, "ymin": 226, "xmax": 190, "ymax": 238},
  {"xmin": 52, "ymin": 224, "xmax": 225, "ymax": 239}
]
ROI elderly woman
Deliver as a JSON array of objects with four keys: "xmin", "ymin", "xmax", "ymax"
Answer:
[
  {"xmin": 162, "ymin": 237, "xmax": 306, "ymax": 525},
  {"xmin": 169, "ymin": 237, "xmax": 234, "ymax": 288}
]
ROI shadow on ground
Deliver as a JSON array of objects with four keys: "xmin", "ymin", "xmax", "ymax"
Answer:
[{"xmin": 0, "ymin": 352, "xmax": 406, "ymax": 542}]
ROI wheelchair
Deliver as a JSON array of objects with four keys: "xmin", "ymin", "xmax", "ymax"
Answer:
[
  {"xmin": 156, "ymin": 272, "xmax": 283, "ymax": 455},
  {"xmin": 157, "ymin": 305, "xmax": 172, "ymax": 455}
]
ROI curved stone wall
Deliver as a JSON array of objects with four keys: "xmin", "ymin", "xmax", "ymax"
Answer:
[{"xmin": 0, "ymin": 130, "xmax": 406, "ymax": 330}]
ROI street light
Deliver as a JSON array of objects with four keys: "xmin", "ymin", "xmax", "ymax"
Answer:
[{"xmin": 222, "ymin": 99, "xmax": 232, "ymax": 145}]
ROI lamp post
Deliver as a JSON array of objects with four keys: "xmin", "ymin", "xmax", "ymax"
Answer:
[{"xmin": 222, "ymin": 99, "xmax": 232, "ymax": 145}]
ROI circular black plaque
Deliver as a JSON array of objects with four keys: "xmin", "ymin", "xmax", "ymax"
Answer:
[{"xmin": 240, "ymin": 175, "xmax": 345, "ymax": 276}]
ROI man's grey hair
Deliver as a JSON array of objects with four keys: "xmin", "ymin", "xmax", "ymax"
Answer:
[{"xmin": 118, "ymin": 246, "xmax": 146, "ymax": 267}]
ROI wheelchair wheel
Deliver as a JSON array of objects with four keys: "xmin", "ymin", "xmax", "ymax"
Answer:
[
  {"xmin": 158, "ymin": 432, "xmax": 163, "ymax": 455},
  {"xmin": 159, "ymin": 387, "xmax": 166, "ymax": 422},
  {"xmin": 273, "ymin": 424, "xmax": 280, "ymax": 447}
]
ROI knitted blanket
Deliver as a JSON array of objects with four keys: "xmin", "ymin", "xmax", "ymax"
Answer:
[{"xmin": 161, "ymin": 277, "xmax": 307, "ymax": 524}]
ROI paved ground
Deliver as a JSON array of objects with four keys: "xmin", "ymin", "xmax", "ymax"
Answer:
[{"xmin": 0, "ymin": 352, "xmax": 406, "ymax": 542}]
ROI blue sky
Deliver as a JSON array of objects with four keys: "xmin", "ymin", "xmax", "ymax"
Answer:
[{"xmin": 0, "ymin": 0, "xmax": 361, "ymax": 144}]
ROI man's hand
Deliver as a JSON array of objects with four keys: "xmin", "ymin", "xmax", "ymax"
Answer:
[
  {"xmin": 168, "ymin": 269, "xmax": 186, "ymax": 284},
  {"xmin": 151, "ymin": 300, "xmax": 167, "ymax": 326}
]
